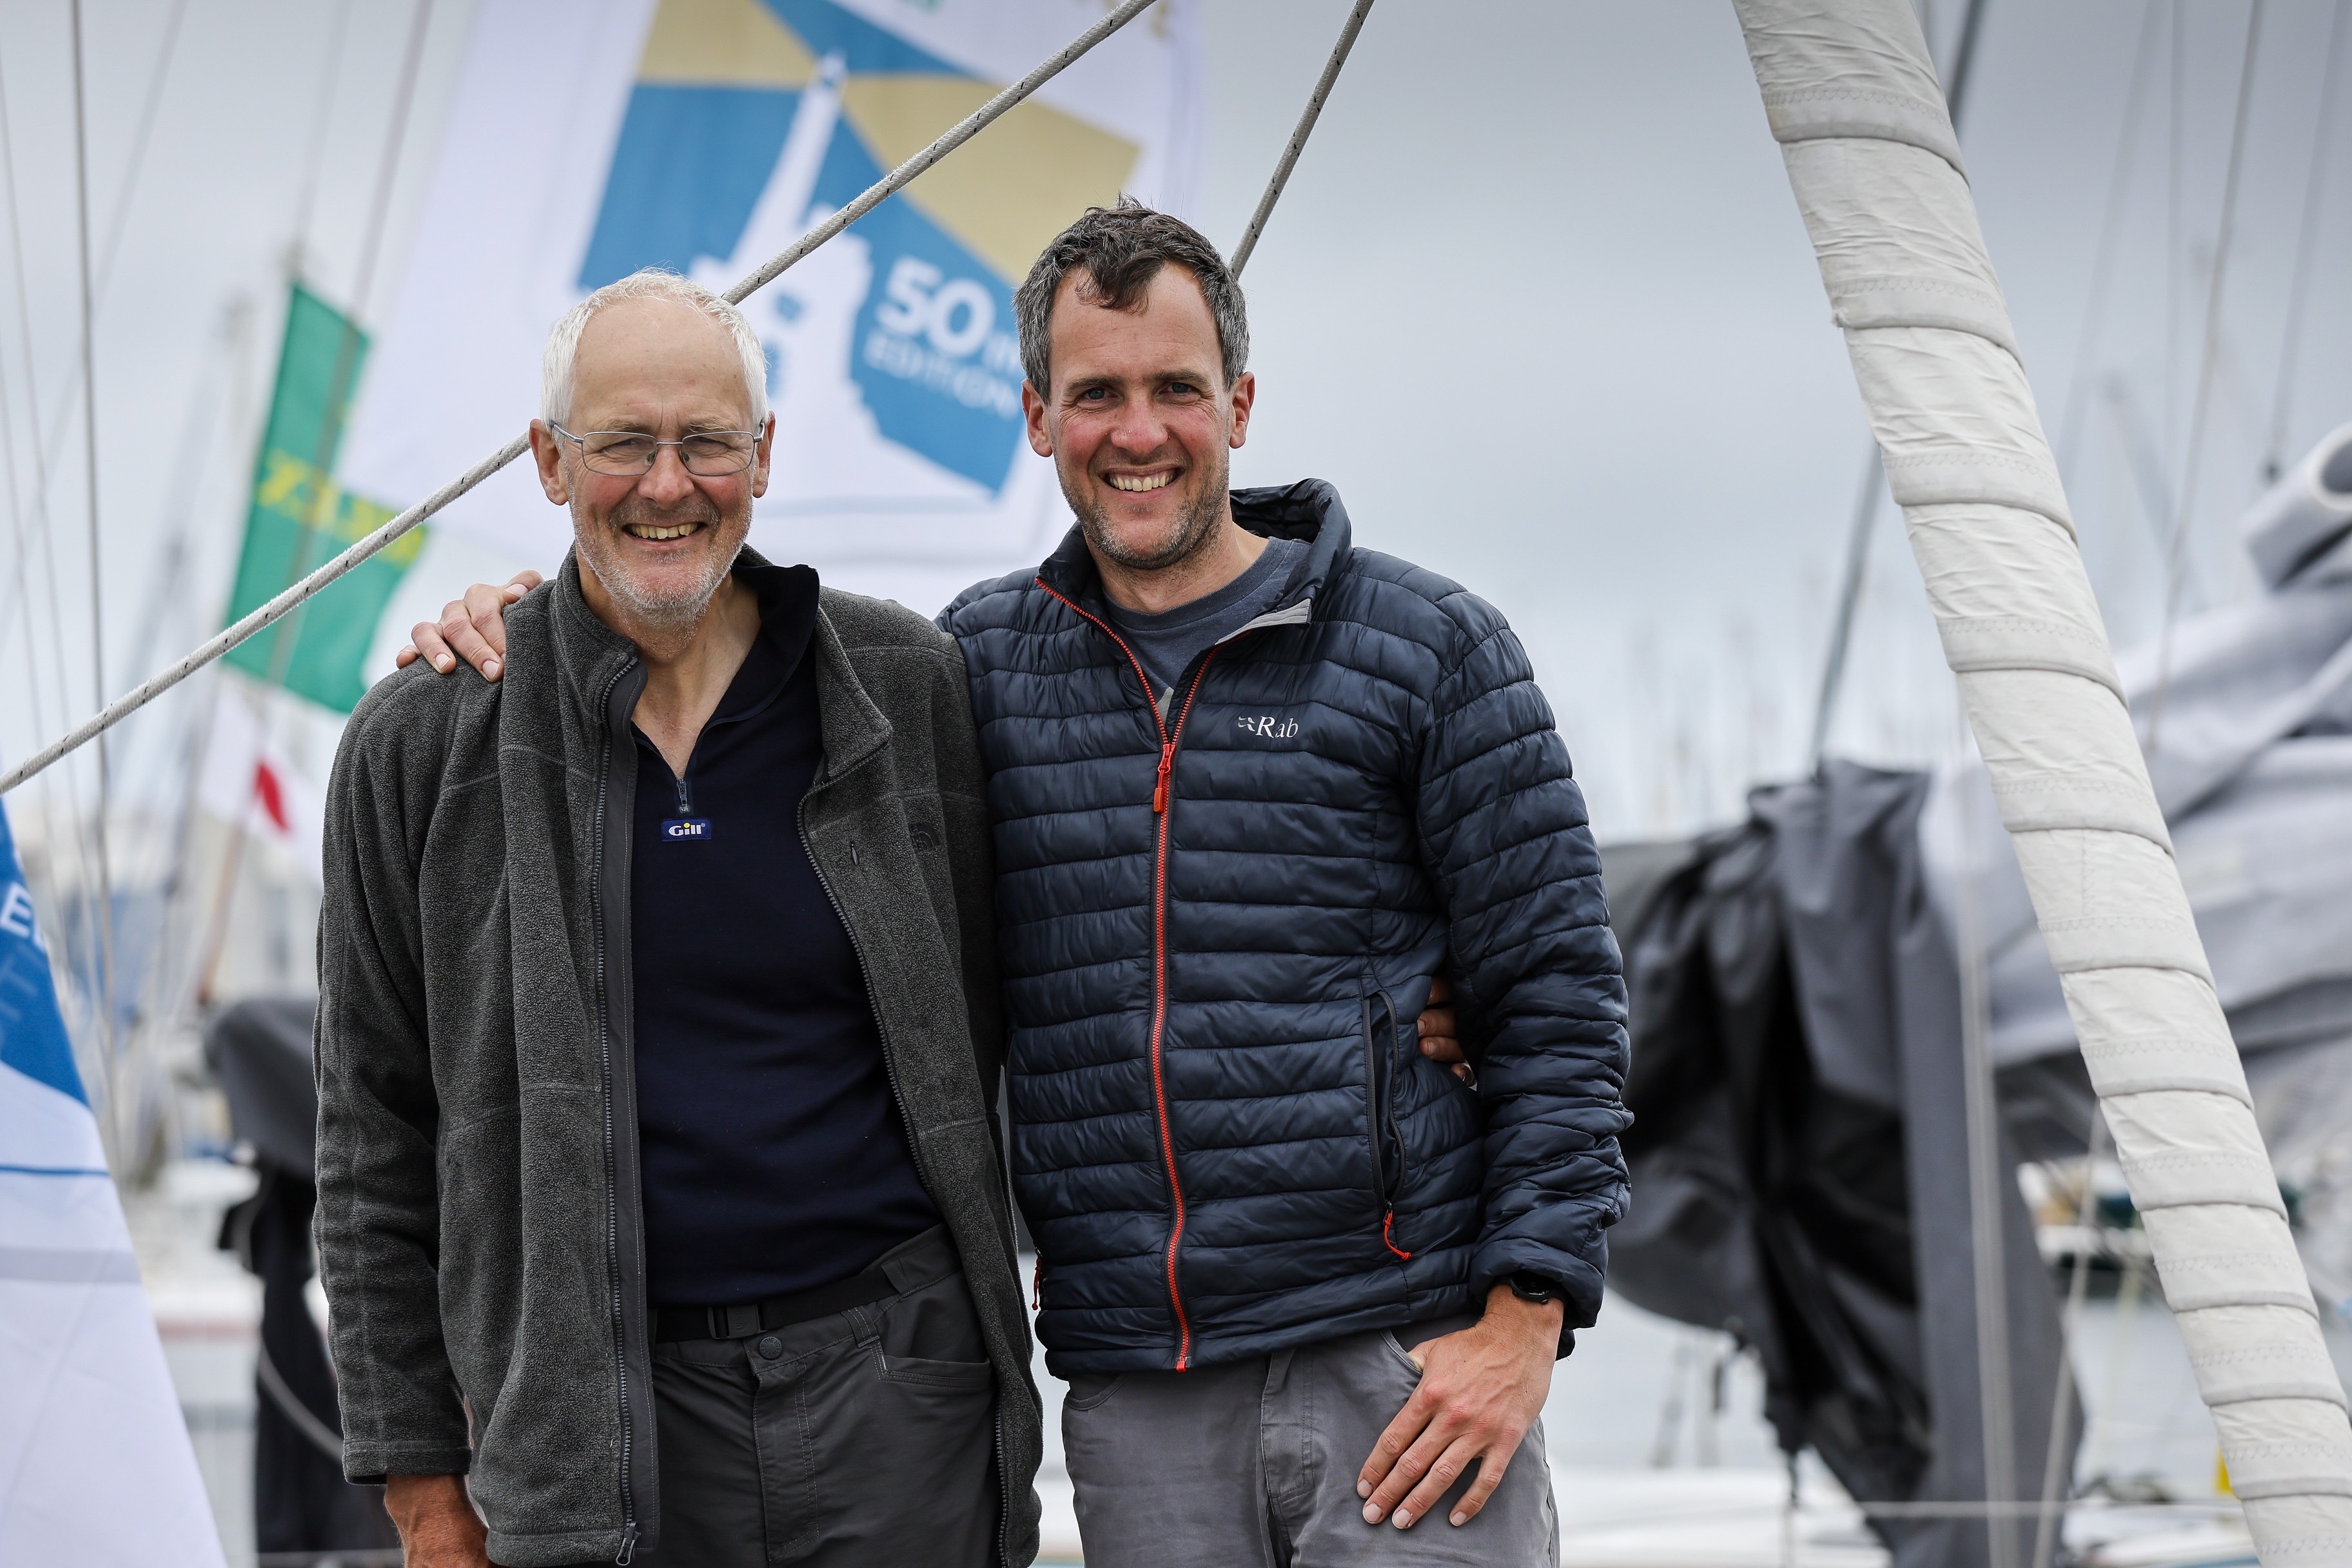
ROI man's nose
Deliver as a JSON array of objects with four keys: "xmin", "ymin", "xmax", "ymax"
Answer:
[
  {"xmin": 1107, "ymin": 399, "xmax": 1170, "ymax": 456},
  {"xmin": 638, "ymin": 441, "xmax": 697, "ymax": 502}
]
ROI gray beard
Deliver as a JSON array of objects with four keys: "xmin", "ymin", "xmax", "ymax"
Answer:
[
  {"xmin": 573, "ymin": 497, "xmax": 738, "ymax": 636},
  {"xmin": 1070, "ymin": 460, "xmax": 1228, "ymax": 574}
]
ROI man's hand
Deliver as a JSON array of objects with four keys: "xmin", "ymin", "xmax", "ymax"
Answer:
[
  {"xmin": 385, "ymin": 1473, "xmax": 492, "ymax": 1567},
  {"xmin": 1357, "ymin": 1282, "xmax": 1561, "ymax": 1531},
  {"xmin": 395, "ymin": 571, "xmax": 544, "ymax": 681},
  {"xmin": 1417, "ymin": 975, "xmax": 1470, "ymax": 1081}
]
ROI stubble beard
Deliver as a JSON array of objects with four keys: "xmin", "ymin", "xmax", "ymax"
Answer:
[
  {"xmin": 573, "ymin": 492, "xmax": 742, "ymax": 637},
  {"xmin": 1069, "ymin": 447, "xmax": 1230, "ymax": 574}
]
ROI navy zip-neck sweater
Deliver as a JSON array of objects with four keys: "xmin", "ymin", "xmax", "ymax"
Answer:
[{"xmin": 629, "ymin": 562, "xmax": 938, "ymax": 1307}]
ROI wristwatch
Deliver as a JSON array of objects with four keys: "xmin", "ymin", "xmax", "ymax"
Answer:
[{"xmin": 1505, "ymin": 1271, "xmax": 1561, "ymax": 1306}]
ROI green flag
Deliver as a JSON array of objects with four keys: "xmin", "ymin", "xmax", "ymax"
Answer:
[{"xmin": 222, "ymin": 282, "xmax": 426, "ymax": 714}]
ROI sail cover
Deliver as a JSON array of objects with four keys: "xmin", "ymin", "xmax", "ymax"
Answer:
[
  {"xmin": 1927, "ymin": 424, "xmax": 2352, "ymax": 1307},
  {"xmin": 1732, "ymin": 3, "xmax": 2352, "ymax": 1559},
  {"xmin": 1608, "ymin": 765, "xmax": 2074, "ymax": 1568}
]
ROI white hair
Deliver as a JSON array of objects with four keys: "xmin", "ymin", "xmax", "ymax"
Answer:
[{"xmin": 540, "ymin": 269, "xmax": 769, "ymax": 427}]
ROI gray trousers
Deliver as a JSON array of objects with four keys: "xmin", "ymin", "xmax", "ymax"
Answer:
[
  {"xmin": 1062, "ymin": 1316, "xmax": 1558, "ymax": 1567},
  {"xmin": 629, "ymin": 1227, "xmax": 1000, "ymax": 1567}
]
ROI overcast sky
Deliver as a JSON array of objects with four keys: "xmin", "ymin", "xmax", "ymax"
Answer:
[{"xmin": 3, "ymin": 0, "xmax": 2347, "ymax": 843}]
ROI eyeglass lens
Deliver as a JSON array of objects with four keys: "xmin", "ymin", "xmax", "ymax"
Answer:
[{"xmin": 578, "ymin": 432, "xmax": 756, "ymax": 476}]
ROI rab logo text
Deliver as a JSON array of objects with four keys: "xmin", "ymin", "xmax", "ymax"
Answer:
[
  {"xmin": 662, "ymin": 818, "xmax": 712, "ymax": 841},
  {"xmin": 1235, "ymin": 714, "xmax": 1300, "ymax": 740}
]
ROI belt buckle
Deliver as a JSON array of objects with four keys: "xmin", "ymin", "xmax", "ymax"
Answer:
[{"xmin": 723, "ymin": 1302, "xmax": 761, "ymax": 1339}]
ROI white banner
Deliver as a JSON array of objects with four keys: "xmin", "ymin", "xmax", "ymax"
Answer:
[{"xmin": 343, "ymin": 0, "xmax": 1204, "ymax": 618}]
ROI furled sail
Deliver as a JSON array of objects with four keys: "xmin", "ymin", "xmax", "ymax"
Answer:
[{"xmin": 1731, "ymin": 4, "xmax": 2352, "ymax": 1563}]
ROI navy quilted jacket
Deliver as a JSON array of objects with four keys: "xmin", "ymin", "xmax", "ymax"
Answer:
[{"xmin": 940, "ymin": 480, "xmax": 1630, "ymax": 1375}]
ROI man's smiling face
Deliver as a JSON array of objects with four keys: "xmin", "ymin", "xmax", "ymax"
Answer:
[
  {"xmin": 1024, "ymin": 264, "xmax": 1254, "ymax": 573},
  {"xmin": 535, "ymin": 295, "xmax": 771, "ymax": 632}
]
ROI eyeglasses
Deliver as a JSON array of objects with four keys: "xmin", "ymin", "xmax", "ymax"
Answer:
[{"xmin": 549, "ymin": 423, "xmax": 761, "ymax": 477}]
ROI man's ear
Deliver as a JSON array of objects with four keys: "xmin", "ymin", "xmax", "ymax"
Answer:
[
  {"xmin": 529, "ymin": 421, "xmax": 571, "ymax": 505},
  {"xmin": 1227, "ymin": 370, "xmax": 1256, "ymax": 450},
  {"xmin": 751, "ymin": 412, "xmax": 776, "ymax": 499},
  {"xmin": 1023, "ymin": 382, "xmax": 1054, "ymax": 458}
]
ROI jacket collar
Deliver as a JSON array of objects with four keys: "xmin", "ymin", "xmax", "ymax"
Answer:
[
  {"xmin": 808, "ymin": 607, "xmax": 893, "ymax": 783},
  {"xmin": 547, "ymin": 550, "xmax": 643, "ymax": 723},
  {"xmin": 1033, "ymin": 478, "xmax": 1353, "ymax": 622},
  {"xmin": 550, "ymin": 545, "xmax": 889, "ymax": 778}
]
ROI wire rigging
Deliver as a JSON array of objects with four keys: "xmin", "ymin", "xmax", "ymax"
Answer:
[
  {"xmin": 90, "ymin": 0, "xmax": 192, "ymax": 308},
  {"xmin": 0, "ymin": 62, "xmax": 81, "ymax": 784},
  {"xmin": 196, "ymin": 0, "xmax": 439, "ymax": 1008},
  {"xmin": 1228, "ymin": 0, "xmax": 1375, "ymax": 278},
  {"xmin": 2051, "ymin": 0, "xmax": 2163, "ymax": 486},
  {"xmin": 0, "ymin": 39, "xmax": 108, "ymax": 1024},
  {"xmin": 6, "ymin": 0, "xmax": 197, "ymax": 563},
  {"xmin": 70, "ymin": 0, "xmax": 119, "ymax": 1094},
  {"xmin": 0, "ymin": 0, "xmax": 1168, "ymax": 798},
  {"xmin": 2144, "ymin": 0, "xmax": 2266, "ymax": 763},
  {"xmin": 2260, "ymin": 0, "xmax": 2348, "ymax": 482},
  {"xmin": 289, "ymin": 0, "xmax": 360, "ymax": 276}
]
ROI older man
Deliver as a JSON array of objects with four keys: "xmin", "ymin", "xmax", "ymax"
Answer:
[
  {"xmin": 411, "ymin": 204, "xmax": 1629, "ymax": 1567},
  {"xmin": 315, "ymin": 270, "xmax": 1037, "ymax": 1568}
]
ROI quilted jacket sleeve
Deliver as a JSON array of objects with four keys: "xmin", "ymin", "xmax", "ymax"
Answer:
[
  {"xmin": 1415, "ymin": 595, "xmax": 1631, "ymax": 1335},
  {"xmin": 313, "ymin": 681, "xmax": 474, "ymax": 1482}
]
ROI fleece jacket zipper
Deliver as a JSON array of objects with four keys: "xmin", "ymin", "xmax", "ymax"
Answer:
[{"xmin": 593, "ymin": 659, "xmax": 653, "ymax": 1563}]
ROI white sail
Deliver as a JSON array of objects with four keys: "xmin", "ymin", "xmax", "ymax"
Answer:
[{"xmin": 1730, "ymin": 3, "xmax": 2352, "ymax": 1562}]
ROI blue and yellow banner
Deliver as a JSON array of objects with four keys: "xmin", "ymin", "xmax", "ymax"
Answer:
[{"xmin": 334, "ymin": 0, "xmax": 1202, "ymax": 616}]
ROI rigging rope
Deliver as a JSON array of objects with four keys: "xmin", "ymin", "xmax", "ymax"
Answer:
[
  {"xmin": 70, "ymin": 0, "xmax": 119, "ymax": 1096},
  {"xmin": 1228, "ymin": 0, "xmax": 1375, "ymax": 278},
  {"xmin": 289, "ymin": 0, "xmax": 360, "ymax": 277},
  {"xmin": 2051, "ymin": 0, "xmax": 2162, "ymax": 485},
  {"xmin": 2260, "ymin": 0, "xmax": 2348, "ymax": 482},
  {"xmin": 0, "ymin": 0, "xmax": 1165, "ymax": 798},
  {"xmin": 2144, "ymin": 0, "xmax": 2266, "ymax": 763},
  {"xmin": 92, "ymin": 0, "xmax": 193, "ymax": 305},
  {"xmin": 0, "ymin": 49, "xmax": 106, "ymax": 1021},
  {"xmin": 194, "ymin": 0, "xmax": 439, "ymax": 1010},
  {"xmin": 1, "ymin": 0, "xmax": 199, "ymax": 602}
]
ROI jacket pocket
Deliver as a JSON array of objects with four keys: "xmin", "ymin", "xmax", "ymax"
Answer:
[{"xmin": 1362, "ymin": 981, "xmax": 1410, "ymax": 1260}]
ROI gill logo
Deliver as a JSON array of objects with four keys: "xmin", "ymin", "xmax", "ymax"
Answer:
[{"xmin": 1235, "ymin": 714, "xmax": 1299, "ymax": 740}]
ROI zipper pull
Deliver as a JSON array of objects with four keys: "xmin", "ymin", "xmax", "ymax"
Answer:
[
  {"xmin": 676, "ymin": 774, "xmax": 691, "ymax": 815},
  {"xmin": 1383, "ymin": 1208, "xmax": 1414, "ymax": 1263},
  {"xmin": 616, "ymin": 1522, "xmax": 640, "ymax": 1564},
  {"xmin": 1032, "ymin": 1255, "xmax": 1046, "ymax": 1312},
  {"xmin": 1153, "ymin": 741, "xmax": 1175, "ymax": 814}
]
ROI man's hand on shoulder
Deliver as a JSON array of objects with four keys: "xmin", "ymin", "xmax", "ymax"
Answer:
[
  {"xmin": 395, "ymin": 571, "xmax": 542, "ymax": 682},
  {"xmin": 1356, "ymin": 1282, "xmax": 1561, "ymax": 1531},
  {"xmin": 384, "ymin": 1473, "xmax": 494, "ymax": 1567}
]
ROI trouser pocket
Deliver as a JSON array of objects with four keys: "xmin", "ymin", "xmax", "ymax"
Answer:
[{"xmin": 652, "ymin": 1267, "xmax": 1000, "ymax": 1568}]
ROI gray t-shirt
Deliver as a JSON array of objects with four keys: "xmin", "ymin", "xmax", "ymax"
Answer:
[{"xmin": 1103, "ymin": 536, "xmax": 1308, "ymax": 705}]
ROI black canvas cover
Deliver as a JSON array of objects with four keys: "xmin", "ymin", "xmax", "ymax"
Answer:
[
  {"xmin": 1605, "ymin": 763, "xmax": 2076, "ymax": 1567},
  {"xmin": 204, "ymin": 994, "xmax": 322, "ymax": 1179},
  {"xmin": 206, "ymin": 996, "xmax": 397, "ymax": 1555}
]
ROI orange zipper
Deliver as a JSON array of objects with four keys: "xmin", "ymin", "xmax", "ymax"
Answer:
[{"xmin": 1035, "ymin": 578, "xmax": 1226, "ymax": 1369}]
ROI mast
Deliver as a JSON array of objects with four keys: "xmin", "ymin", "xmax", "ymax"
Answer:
[{"xmin": 1731, "ymin": 5, "xmax": 2352, "ymax": 1564}]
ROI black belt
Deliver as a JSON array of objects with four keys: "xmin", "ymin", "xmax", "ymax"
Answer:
[{"xmin": 653, "ymin": 1235, "xmax": 957, "ymax": 1344}]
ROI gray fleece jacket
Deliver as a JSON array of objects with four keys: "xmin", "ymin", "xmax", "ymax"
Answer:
[{"xmin": 313, "ymin": 551, "xmax": 1040, "ymax": 1567}]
